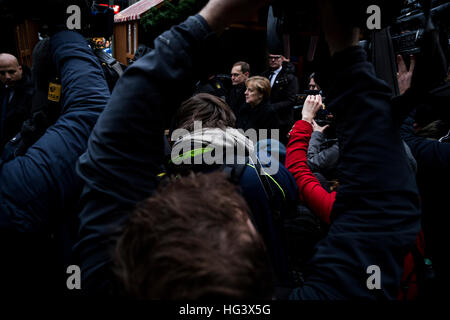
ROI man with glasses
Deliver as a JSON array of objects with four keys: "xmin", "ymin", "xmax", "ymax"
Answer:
[
  {"xmin": 227, "ymin": 61, "xmax": 250, "ymax": 115},
  {"xmin": 262, "ymin": 52, "xmax": 299, "ymax": 145}
]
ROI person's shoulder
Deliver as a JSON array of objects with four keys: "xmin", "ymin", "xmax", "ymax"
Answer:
[
  {"xmin": 281, "ymin": 61, "xmax": 296, "ymax": 74},
  {"xmin": 237, "ymin": 82, "xmax": 246, "ymax": 90}
]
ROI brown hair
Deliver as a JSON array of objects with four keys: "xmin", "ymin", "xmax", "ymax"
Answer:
[
  {"xmin": 233, "ymin": 61, "xmax": 250, "ymax": 75},
  {"xmin": 114, "ymin": 171, "xmax": 274, "ymax": 300},
  {"xmin": 415, "ymin": 120, "xmax": 449, "ymax": 140},
  {"xmin": 246, "ymin": 76, "xmax": 271, "ymax": 101},
  {"xmin": 172, "ymin": 93, "xmax": 236, "ymax": 132}
]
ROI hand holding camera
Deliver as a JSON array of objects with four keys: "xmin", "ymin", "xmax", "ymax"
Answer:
[{"xmin": 302, "ymin": 94, "xmax": 324, "ymax": 124}]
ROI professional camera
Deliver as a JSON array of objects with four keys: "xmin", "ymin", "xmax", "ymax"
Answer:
[
  {"xmin": 390, "ymin": 0, "xmax": 450, "ymax": 57},
  {"xmin": 293, "ymin": 91, "xmax": 333, "ymax": 125},
  {"xmin": 267, "ymin": 0, "xmax": 406, "ymax": 99},
  {"xmin": 269, "ymin": 0, "xmax": 449, "ymax": 98}
]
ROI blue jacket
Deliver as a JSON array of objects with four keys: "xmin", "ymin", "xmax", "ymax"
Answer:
[
  {"xmin": 0, "ymin": 31, "xmax": 108, "ymax": 293},
  {"xmin": 0, "ymin": 31, "xmax": 108, "ymax": 231}
]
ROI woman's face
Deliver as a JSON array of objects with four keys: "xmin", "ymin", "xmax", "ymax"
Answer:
[{"xmin": 245, "ymin": 83, "xmax": 263, "ymax": 107}]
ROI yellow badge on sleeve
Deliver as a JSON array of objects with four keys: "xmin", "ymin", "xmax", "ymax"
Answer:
[{"xmin": 48, "ymin": 82, "xmax": 62, "ymax": 102}]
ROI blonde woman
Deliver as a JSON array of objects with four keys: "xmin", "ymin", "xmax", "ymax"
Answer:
[{"xmin": 236, "ymin": 76, "xmax": 280, "ymax": 133}]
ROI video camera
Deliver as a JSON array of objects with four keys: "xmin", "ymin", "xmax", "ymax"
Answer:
[{"xmin": 390, "ymin": 0, "xmax": 450, "ymax": 57}]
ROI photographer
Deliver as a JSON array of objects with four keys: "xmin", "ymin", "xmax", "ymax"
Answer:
[
  {"xmin": 398, "ymin": 58, "xmax": 450, "ymax": 299},
  {"xmin": 308, "ymin": 72, "xmax": 321, "ymax": 91},
  {"xmin": 0, "ymin": 31, "xmax": 109, "ymax": 294},
  {"xmin": 287, "ymin": 0, "xmax": 420, "ymax": 299},
  {"xmin": 0, "ymin": 53, "xmax": 33, "ymax": 150},
  {"xmin": 71, "ymin": 0, "xmax": 420, "ymax": 300},
  {"xmin": 286, "ymin": 94, "xmax": 423, "ymax": 299},
  {"xmin": 306, "ymin": 120, "xmax": 339, "ymax": 180}
]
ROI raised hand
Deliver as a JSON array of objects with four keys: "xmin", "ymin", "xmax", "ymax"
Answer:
[
  {"xmin": 397, "ymin": 54, "xmax": 416, "ymax": 95},
  {"xmin": 302, "ymin": 95, "xmax": 323, "ymax": 124},
  {"xmin": 200, "ymin": 0, "xmax": 271, "ymax": 34},
  {"xmin": 312, "ymin": 120, "xmax": 329, "ymax": 133}
]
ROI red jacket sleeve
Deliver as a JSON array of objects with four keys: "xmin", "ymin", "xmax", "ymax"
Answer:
[{"xmin": 285, "ymin": 120, "xmax": 336, "ymax": 224}]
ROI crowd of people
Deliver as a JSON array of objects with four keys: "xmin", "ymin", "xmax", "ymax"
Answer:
[{"xmin": 0, "ymin": 0, "xmax": 449, "ymax": 301}]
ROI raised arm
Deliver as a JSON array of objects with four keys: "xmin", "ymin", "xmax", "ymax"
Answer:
[
  {"xmin": 290, "ymin": 0, "xmax": 420, "ymax": 299},
  {"xmin": 400, "ymin": 116, "xmax": 450, "ymax": 170},
  {"xmin": 0, "ymin": 31, "xmax": 108, "ymax": 232},
  {"xmin": 74, "ymin": 0, "xmax": 272, "ymax": 292},
  {"xmin": 290, "ymin": 45, "xmax": 421, "ymax": 300},
  {"xmin": 307, "ymin": 121, "xmax": 339, "ymax": 173},
  {"xmin": 286, "ymin": 95, "xmax": 336, "ymax": 224}
]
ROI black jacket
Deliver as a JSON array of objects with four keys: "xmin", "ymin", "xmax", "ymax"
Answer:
[
  {"xmin": 400, "ymin": 115, "xmax": 450, "ymax": 293},
  {"xmin": 0, "ymin": 66, "xmax": 33, "ymax": 150},
  {"xmin": 236, "ymin": 100, "xmax": 281, "ymax": 133},
  {"xmin": 226, "ymin": 83, "xmax": 246, "ymax": 115},
  {"xmin": 290, "ymin": 46, "xmax": 420, "ymax": 299},
  {"xmin": 262, "ymin": 62, "xmax": 299, "ymax": 127}
]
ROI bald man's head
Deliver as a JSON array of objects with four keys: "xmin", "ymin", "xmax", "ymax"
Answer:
[{"xmin": 0, "ymin": 53, "xmax": 23, "ymax": 87}]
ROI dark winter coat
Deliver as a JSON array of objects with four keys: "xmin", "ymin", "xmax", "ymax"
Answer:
[
  {"xmin": 226, "ymin": 82, "xmax": 246, "ymax": 115},
  {"xmin": 0, "ymin": 66, "xmax": 33, "ymax": 150},
  {"xmin": 262, "ymin": 62, "xmax": 299, "ymax": 128},
  {"xmin": 0, "ymin": 31, "xmax": 108, "ymax": 295},
  {"xmin": 236, "ymin": 100, "xmax": 281, "ymax": 133},
  {"xmin": 400, "ymin": 115, "xmax": 450, "ymax": 294},
  {"xmin": 289, "ymin": 46, "xmax": 420, "ymax": 299}
]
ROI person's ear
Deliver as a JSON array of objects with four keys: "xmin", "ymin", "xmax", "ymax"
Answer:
[{"xmin": 244, "ymin": 72, "xmax": 249, "ymax": 78}]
